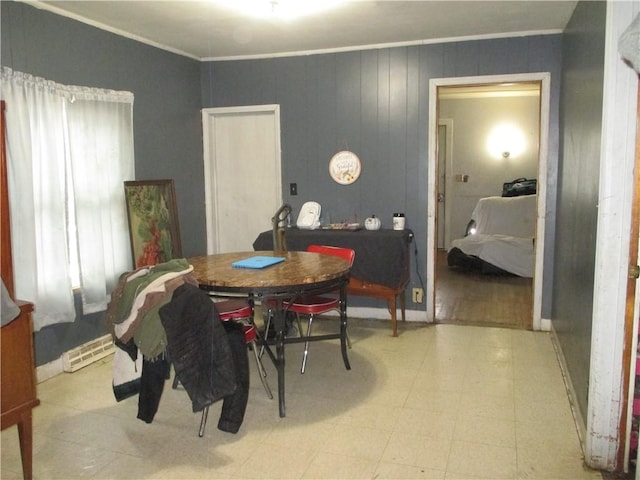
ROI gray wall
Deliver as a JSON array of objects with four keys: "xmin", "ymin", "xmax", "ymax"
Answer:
[
  {"xmin": 1, "ymin": 1, "xmax": 204, "ymax": 365},
  {"xmin": 552, "ymin": 1, "xmax": 606, "ymax": 422},
  {"xmin": 1, "ymin": 1, "xmax": 205, "ymax": 258},
  {"xmin": 202, "ymin": 36, "xmax": 562, "ymax": 315},
  {"xmin": 1, "ymin": 0, "xmax": 565, "ymax": 366}
]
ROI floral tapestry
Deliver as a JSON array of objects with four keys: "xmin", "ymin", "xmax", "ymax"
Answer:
[{"xmin": 124, "ymin": 180, "xmax": 182, "ymax": 268}]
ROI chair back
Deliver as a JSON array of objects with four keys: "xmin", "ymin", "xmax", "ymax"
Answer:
[{"xmin": 307, "ymin": 244, "xmax": 355, "ymax": 266}]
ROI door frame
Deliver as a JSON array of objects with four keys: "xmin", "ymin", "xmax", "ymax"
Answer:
[
  {"xmin": 427, "ymin": 72, "xmax": 551, "ymax": 331},
  {"xmin": 438, "ymin": 118, "xmax": 454, "ymax": 250},
  {"xmin": 201, "ymin": 104, "xmax": 282, "ymax": 254},
  {"xmin": 620, "ymin": 82, "xmax": 640, "ymax": 472}
]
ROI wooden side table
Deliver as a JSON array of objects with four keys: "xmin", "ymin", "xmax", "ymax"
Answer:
[
  {"xmin": 347, "ymin": 277, "xmax": 407, "ymax": 337},
  {"xmin": 1, "ymin": 301, "xmax": 40, "ymax": 480}
]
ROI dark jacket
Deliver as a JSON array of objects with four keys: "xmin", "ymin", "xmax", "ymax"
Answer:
[{"xmin": 159, "ymin": 283, "xmax": 249, "ymax": 433}]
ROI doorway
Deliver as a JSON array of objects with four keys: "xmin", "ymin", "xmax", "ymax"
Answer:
[
  {"xmin": 427, "ymin": 73, "xmax": 551, "ymax": 331},
  {"xmin": 202, "ymin": 105, "xmax": 282, "ymax": 254}
]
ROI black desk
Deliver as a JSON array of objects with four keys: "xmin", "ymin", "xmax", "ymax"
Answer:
[{"xmin": 253, "ymin": 228, "xmax": 412, "ymax": 336}]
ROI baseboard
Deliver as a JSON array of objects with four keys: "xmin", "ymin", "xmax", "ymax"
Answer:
[
  {"xmin": 349, "ymin": 306, "xmax": 430, "ymax": 322},
  {"xmin": 317, "ymin": 305, "xmax": 431, "ymax": 323},
  {"xmin": 540, "ymin": 317, "xmax": 552, "ymax": 331},
  {"xmin": 36, "ymin": 357, "xmax": 64, "ymax": 383},
  {"xmin": 550, "ymin": 323, "xmax": 587, "ymax": 455}
]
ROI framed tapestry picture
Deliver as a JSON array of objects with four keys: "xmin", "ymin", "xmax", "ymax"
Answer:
[{"xmin": 124, "ymin": 180, "xmax": 182, "ymax": 268}]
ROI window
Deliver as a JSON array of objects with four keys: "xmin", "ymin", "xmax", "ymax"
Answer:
[{"xmin": 1, "ymin": 67, "xmax": 135, "ymax": 330}]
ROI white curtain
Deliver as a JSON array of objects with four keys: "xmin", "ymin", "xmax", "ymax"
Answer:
[
  {"xmin": 66, "ymin": 89, "xmax": 135, "ymax": 313},
  {"xmin": 1, "ymin": 67, "xmax": 134, "ymax": 330}
]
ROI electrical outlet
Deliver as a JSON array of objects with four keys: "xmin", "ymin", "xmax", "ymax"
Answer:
[
  {"xmin": 290, "ymin": 183, "xmax": 298, "ymax": 195},
  {"xmin": 412, "ymin": 287, "xmax": 423, "ymax": 304}
]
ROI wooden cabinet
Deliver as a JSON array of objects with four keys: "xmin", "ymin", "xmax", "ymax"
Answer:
[
  {"xmin": 1, "ymin": 100, "xmax": 39, "ymax": 480},
  {"xmin": 1, "ymin": 302, "xmax": 39, "ymax": 480}
]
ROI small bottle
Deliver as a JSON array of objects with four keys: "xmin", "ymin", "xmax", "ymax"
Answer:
[{"xmin": 393, "ymin": 213, "xmax": 405, "ymax": 230}]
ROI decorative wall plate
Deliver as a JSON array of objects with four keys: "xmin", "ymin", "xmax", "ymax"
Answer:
[{"xmin": 329, "ymin": 150, "xmax": 361, "ymax": 185}]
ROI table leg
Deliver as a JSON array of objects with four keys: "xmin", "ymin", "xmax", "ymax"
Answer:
[
  {"xmin": 340, "ymin": 285, "xmax": 351, "ymax": 370},
  {"xmin": 272, "ymin": 302, "xmax": 287, "ymax": 418},
  {"xmin": 389, "ymin": 295, "xmax": 398, "ymax": 337},
  {"xmin": 17, "ymin": 411, "xmax": 34, "ymax": 480},
  {"xmin": 388, "ymin": 289, "xmax": 407, "ymax": 337},
  {"xmin": 275, "ymin": 332, "xmax": 286, "ymax": 418}
]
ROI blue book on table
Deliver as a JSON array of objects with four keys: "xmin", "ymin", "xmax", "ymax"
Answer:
[{"xmin": 232, "ymin": 256, "xmax": 285, "ymax": 269}]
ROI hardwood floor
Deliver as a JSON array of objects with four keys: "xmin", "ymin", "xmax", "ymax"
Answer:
[{"xmin": 435, "ymin": 249, "xmax": 533, "ymax": 329}]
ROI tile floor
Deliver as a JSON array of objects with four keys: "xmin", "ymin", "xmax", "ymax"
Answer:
[{"xmin": 1, "ymin": 319, "xmax": 603, "ymax": 479}]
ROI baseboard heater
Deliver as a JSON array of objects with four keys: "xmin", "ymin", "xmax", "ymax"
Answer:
[{"xmin": 62, "ymin": 334, "xmax": 114, "ymax": 372}]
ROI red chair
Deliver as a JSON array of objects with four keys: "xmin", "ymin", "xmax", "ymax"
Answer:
[
  {"xmin": 214, "ymin": 298, "xmax": 273, "ymax": 400},
  {"xmin": 265, "ymin": 245, "xmax": 355, "ymax": 374}
]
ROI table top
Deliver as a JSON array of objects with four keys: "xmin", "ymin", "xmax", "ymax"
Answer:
[{"xmin": 188, "ymin": 251, "xmax": 351, "ymax": 295}]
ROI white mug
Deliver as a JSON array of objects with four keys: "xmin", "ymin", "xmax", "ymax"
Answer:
[{"xmin": 393, "ymin": 213, "xmax": 405, "ymax": 230}]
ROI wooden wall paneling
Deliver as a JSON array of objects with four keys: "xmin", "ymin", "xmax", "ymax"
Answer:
[
  {"xmin": 315, "ymin": 54, "xmax": 338, "ymax": 198},
  {"xmin": 278, "ymin": 57, "xmax": 308, "ymax": 190},
  {"xmin": 405, "ymin": 46, "xmax": 422, "ymax": 213},
  {"xmin": 389, "ymin": 48, "xmax": 409, "ymax": 199},
  {"xmin": 335, "ymin": 51, "xmax": 362, "ymax": 211},
  {"xmin": 377, "ymin": 49, "xmax": 391, "ymax": 192},
  {"xmin": 358, "ymin": 49, "xmax": 380, "ymax": 214}
]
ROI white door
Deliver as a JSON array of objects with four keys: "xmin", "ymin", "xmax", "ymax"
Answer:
[{"xmin": 202, "ymin": 105, "xmax": 282, "ymax": 254}]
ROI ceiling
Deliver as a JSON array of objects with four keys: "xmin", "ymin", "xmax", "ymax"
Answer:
[{"xmin": 27, "ymin": 0, "xmax": 578, "ymax": 61}]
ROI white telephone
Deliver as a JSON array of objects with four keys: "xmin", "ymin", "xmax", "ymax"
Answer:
[{"xmin": 296, "ymin": 201, "xmax": 321, "ymax": 230}]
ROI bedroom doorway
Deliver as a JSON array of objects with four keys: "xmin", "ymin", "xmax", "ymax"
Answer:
[{"xmin": 427, "ymin": 73, "xmax": 550, "ymax": 331}]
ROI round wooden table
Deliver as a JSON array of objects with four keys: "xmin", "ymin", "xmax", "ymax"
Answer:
[{"xmin": 188, "ymin": 251, "xmax": 352, "ymax": 417}]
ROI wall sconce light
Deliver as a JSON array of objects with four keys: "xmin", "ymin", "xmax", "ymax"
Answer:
[{"xmin": 487, "ymin": 123, "xmax": 525, "ymax": 160}]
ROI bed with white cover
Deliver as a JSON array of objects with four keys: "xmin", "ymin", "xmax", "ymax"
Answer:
[{"xmin": 447, "ymin": 195, "xmax": 536, "ymax": 277}]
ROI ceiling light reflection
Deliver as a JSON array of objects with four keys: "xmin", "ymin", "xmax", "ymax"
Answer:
[{"xmin": 214, "ymin": 0, "xmax": 344, "ymax": 20}]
